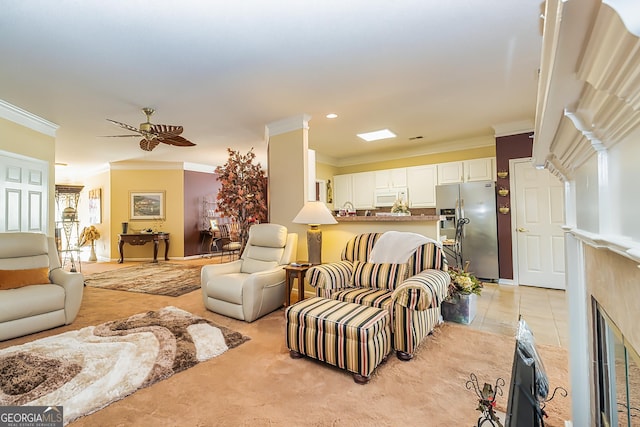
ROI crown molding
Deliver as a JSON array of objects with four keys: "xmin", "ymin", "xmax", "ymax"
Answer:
[
  {"xmin": 183, "ymin": 162, "xmax": 217, "ymax": 174},
  {"xmin": 109, "ymin": 161, "xmax": 184, "ymax": 170},
  {"xmin": 0, "ymin": 99, "xmax": 59, "ymax": 137},
  {"xmin": 265, "ymin": 114, "xmax": 311, "ymax": 138},
  {"xmin": 492, "ymin": 120, "xmax": 534, "ymax": 137}
]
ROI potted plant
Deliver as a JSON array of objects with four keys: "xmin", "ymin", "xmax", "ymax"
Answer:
[
  {"xmin": 79, "ymin": 225, "xmax": 101, "ymax": 262},
  {"xmin": 390, "ymin": 197, "xmax": 410, "ymax": 216},
  {"xmin": 442, "ymin": 267, "xmax": 482, "ymax": 324},
  {"xmin": 215, "ymin": 148, "xmax": 268, "ymax": 254}
]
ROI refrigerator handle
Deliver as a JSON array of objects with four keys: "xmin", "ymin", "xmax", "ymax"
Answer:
[{"xmin": 459, "ymin": 198, "xmax": 464, "ymax": 219}]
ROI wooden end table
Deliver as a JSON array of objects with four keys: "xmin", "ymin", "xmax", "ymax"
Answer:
[{"xmin": 284, "ymin": 263, "xmax": 312, "ymax": 307}]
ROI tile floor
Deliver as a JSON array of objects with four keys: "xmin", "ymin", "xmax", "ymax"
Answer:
[{"xmin": 470, "ymin": 282, "xmax": 568, "ymax": 348}]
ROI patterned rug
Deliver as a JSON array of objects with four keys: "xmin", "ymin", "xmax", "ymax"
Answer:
[
  {"xmin": 84, "ymin": 262, "xmax": 202, "ymax": 297},
  {"xmin": 0, "ymin": 306, "xmax": 249, "ymax": 425}
]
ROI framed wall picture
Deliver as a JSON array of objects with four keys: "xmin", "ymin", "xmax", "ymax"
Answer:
[
  {"xmin": 130, "ymin": 191, "xmax": 165, "ymax": 220},
  {"xmin": 88, "ymin": 188, "xmax": 102, "ymax": 224}
]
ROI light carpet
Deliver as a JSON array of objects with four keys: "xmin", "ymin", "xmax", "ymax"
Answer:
[
  {"xmin": 0, "ymin": 306, "xmax": 249, "ymax": 425},
  {"xmin": 71, "ymin": 314, "xmax": 571, "ymax": 426},
  {"xmin": 84, "ymin": 262, "xmax": 202, "ymax": 296}
]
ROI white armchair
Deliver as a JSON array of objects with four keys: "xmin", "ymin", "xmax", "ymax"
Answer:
[
  {"xmin": 201, "ymin": 224, "xmax": 297, "ymax": 322},
  {"xmin": 0, "ymin": 232, "xmax": 84, "ymax": 341}
]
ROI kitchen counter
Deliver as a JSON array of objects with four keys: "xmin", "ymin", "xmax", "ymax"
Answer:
[{"xmin": 335, "ymin": 215, "xmax": 443, "ymax": 222}]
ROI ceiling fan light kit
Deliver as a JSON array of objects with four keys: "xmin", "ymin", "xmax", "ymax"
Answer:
[{"xmin": 106, "ymin": 108, "xmax": 196, "ymax": 152}]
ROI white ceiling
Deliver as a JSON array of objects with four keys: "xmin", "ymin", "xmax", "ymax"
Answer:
[{"xmin": 0, "ymin": 1, "xmax": 542, "ymax": 183}]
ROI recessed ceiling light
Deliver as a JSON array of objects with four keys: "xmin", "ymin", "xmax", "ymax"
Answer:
[
  {"xmin": 357, "ymin": 129, "xmax": 397, "ymax": 142},
  {"xmin": 326, "ymin": 113, "xmax": 338, "ymax": 119}
]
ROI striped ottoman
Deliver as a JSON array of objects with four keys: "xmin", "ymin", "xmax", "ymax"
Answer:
[{"xmin": 285, "ymin": 297, "xmax": 391, "ymax": 384}]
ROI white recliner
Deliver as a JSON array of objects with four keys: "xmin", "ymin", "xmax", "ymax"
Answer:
[
  {"xmin": 201, "ymin": 223, "xmax": 297, "ymax": 322},
  {"xmin": 0, "ymin": 232, "xmax": 84, "ymax": 341}
]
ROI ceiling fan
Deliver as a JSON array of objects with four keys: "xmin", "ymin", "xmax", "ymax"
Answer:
[{"xmin": 106, "ymin": 108, "xmax": 196, "ymax": 151}]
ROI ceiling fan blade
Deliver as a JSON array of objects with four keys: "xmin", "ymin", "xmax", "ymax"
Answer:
[
  {"xmin": 140, "ymin": 139, "xmax": 160, "ymax": 151},
  {"xmin": 106, "ymin": 119, "xmax": 142, "ymax": 135},
  {"xmin": 151, "ymin": 124, "xmax": 184, "ymax": 136},
  {"xmin": 160, "ymin": 135, "xmax": 196, "ymax": 147}
]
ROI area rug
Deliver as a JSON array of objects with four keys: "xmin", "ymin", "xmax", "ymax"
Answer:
[
  {"xmin": 0, "ymin": 306, "xmax": 250, "ymax": 425},
  {"xmin": 84, "ymin": 262, "xmax": 202, "ymax": 296}
]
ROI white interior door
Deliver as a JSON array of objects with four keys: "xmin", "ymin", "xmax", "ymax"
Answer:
[
  {"xmin": 0, "ymin": 153, "xmax": 48, "ymax": 233},
  {"xmin": 513, "ymin": 160, "xmax": 565, "ymax": 289}
]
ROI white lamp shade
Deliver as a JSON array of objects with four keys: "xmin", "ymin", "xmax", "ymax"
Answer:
[{"xmin": 292, "ymin": 201, "xmax": 337, "ymax": 225}]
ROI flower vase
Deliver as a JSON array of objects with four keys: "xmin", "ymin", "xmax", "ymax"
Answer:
[
  {"xmin": 442, "ymin": 293, "xmax": 477, "ymax": 324},
  {"xmin": 89, "ymin": 242, "xmax": 97, "ymax": 262}
]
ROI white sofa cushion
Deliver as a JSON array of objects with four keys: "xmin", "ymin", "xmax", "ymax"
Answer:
[{"xmin": 0, "ymin": 285, "xmax": 66, "ymax": 323}]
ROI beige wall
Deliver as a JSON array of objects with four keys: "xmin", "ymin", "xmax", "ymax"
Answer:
[
  {"xmin": 320, "ymin": 221, "xmax": 440, "ymax": 264},
  {"xmin": 110, "ymin": 168, "xmax": 185, "ymax": 261},
  {"xmin": 0, "ymin": 117, "xmax": 56, "ymax": 234},
  {"xmin": 332, "ymin": 145, "xmax": 496, "ymax": 175},
  {"xmin": 315, "ymin": 162, "xmax": 338, "ymax": 185},
  {"xmin": 268, "ymin": 128, "xmax": 309, "ymax": 261}
]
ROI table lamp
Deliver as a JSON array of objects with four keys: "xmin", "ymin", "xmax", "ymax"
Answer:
[{"xmin": 292, "ymin": 201, "xmax": 337, "ymax": 265}]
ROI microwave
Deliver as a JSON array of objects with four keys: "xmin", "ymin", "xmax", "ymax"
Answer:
[{"xmin": 374, "ymin": 188, "xmax": 408, "ymax": 207}]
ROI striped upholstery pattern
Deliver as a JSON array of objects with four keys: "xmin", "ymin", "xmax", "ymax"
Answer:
[
  {"xmin": 392, "ymin": 269, "xmax": 450, "ymax": 310},
  {"xmin": 351, "ymin": 261, "xmax": 409, "ymax": 291},
  {"xmin": 341, "ymin": 233, "xmax": 382, "ymax": 262},
  {"xmin": 407, "ymin": 243, "xmax": 448, "ymax": 275},
  {"xmin": 307, "ymin": 260, "xmax": 353, "ymax": 298},
  {"xmin": 305, "ymin": 233, "xmax": 451, "ymax": 358},
  {"xmin": 331, "ymin": 288, "xmax": 393, "ymax": 311},
  {"xmin": 286, "ymin": 297, "xmax": 391, "ymax": 378},
  {"xmin": 393, "ymin": 306, "xmax": 441, "ymax": 355}
]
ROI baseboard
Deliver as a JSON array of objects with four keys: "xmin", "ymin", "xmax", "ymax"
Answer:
[{"xmin": 498, "ymin": 278, "xmax": 515, "ymax": 285}]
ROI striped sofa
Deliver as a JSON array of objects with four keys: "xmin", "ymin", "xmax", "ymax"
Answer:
[{"xmin": 306, "ymin": 233, "xmax": 450, "ymax": 360}]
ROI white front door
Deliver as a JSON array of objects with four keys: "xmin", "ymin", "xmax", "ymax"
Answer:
[{"xmin": 513, "ymin": 160, "xmax": 565, "ymax": 289}]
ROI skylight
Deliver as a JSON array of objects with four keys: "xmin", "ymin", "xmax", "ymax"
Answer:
[{"xmin": 357, "ymin": 129, "xmax": 396, "ymax": 142}]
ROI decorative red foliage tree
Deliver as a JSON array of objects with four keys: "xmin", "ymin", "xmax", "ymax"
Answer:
[{"xmin": 215, "ymin": 148, "xmax": 267, "ymax": 253}]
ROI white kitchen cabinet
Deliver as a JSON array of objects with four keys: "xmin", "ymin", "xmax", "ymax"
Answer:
[
  {"xmin": 464, "ymin": 157, "xmax": 495, "ymax": 182},
  {"xmin": 374, "ymin": 168, "xmax": 407, "ymax": 189},
  {"xmin": 437, "ymin": 161, "xmax": 464, "ymax": 184},
  {"xmin": 437, "ymin": 158, "xmax": 495, "ymax": 184},
  {"xmin": 352, "ymin": 171, "xmax": 375, "ymax": 209},
  {"xmin": 406, "ymin": 165, "xmax": 437, "ymax": 208},
  {"xmin": 333, "ymin": 174, "xmax": 353, "ymax": 210}
]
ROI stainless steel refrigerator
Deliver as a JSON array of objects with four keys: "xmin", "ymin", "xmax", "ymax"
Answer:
[{"xmin": 436, "ymin": 181, "xmax": 499, "ymax": 281}]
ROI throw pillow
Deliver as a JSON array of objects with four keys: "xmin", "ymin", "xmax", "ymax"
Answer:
[
  {"xmin": 0, "ymin": 267, "xmax": 51, "ymax": 290},
  {"xmin": 351, "ymin": 261, "xmax": 409, "ymax": 291}
]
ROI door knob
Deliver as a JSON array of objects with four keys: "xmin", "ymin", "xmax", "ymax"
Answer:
[{"xmin": 517, "ymin": 227, "xmax": 529, "ymax": 232}]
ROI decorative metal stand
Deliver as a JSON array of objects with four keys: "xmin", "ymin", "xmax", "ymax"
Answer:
[
  {"xmin": 539, "ymin": 385, "xmax": 569, "ymax": 422},
  {"xmin": 466, "ymin": 373, "xmax": 505, "ymax": 427}
]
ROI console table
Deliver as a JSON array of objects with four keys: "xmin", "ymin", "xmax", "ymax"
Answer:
[{"xmin": 118, "ymin": 233, "xmax": 170, "ymax": 263}]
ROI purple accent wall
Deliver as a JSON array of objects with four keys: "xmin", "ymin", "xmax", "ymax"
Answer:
[
  {"xmin": 183, "ymin": 170, "xmax": 220, "ymax": 257},
  {"xmin": 495, "ymin": 132, "xmax": 533, "ymax": 280}
]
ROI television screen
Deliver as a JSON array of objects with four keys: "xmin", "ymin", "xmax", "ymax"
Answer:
[{"xmin": 505, "ymin": 319, "xmax": 548, "ymax": 426}]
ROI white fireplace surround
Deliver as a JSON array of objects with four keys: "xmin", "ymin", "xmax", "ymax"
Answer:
[{"xmin": 535, "ymin": 0, "xmax": 640, "ymax": 425}]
